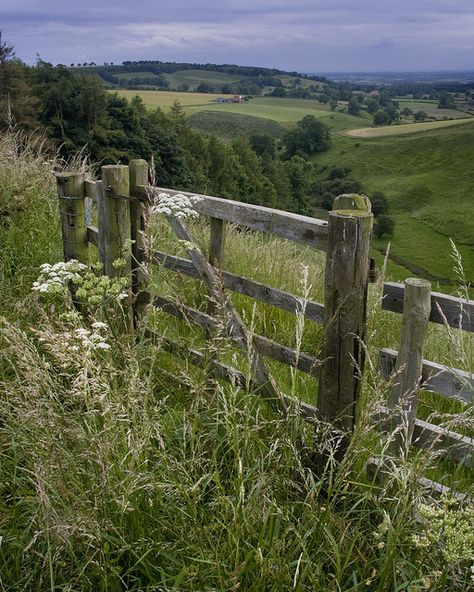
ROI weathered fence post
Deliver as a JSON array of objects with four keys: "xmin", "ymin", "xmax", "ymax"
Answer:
[
  {"xmin": 208, "ymin": 217, "xmax": 226, "ymax": 316},
  {"xmin": 56, "ymin": 172, "xmax": 88, "ymax": 264},
  {"xmin": 318, "ymin": 202, "xmax": 373, "ymax": 454},
  {"xmin": 101, "ymin": 164, "xmax": 133, "ymax": 328},
  {"xmin": 129, "ymin": 159, "xmax": 150, "ymax": 321},
  {"xmin": 209, "ymin": 218, "xmax": 225, "ymax": 268},
  {"xmin": 388, "ymin": 278, "xmax": 431, "ymax": 457}
]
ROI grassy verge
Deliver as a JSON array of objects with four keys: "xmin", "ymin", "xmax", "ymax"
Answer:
[{"xmin": 1, "ymin": 132, "xmax": 473, "ymax": 590}]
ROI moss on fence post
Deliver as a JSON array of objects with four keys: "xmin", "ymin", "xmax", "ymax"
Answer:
[
  {"xmin": 56, "ymin": 172, "xmax": 88, "ymax": 264},
  {"xmin": 101, "ymin": 164, "xmax": 133, "ymax": 330}
]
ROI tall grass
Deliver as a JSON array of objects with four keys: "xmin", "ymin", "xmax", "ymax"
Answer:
[{"xmin": 1, "ymin": 131, "xmax": 474, "ymax": 591}]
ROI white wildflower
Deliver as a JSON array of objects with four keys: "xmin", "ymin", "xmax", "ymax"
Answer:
[
  {"xmin": 151, "ymin": 192, "xmax": 202, "ymax": 220},
  {"xmin": 32, "ymin": 260, "xmax": 88, "ymax": 294}
]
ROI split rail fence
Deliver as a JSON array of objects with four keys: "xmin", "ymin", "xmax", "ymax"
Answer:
[{"xmin": 56, "ymin": 160, "xmax": 474, "ymax": 493}]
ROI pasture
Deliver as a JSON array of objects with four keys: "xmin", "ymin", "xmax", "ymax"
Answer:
[
  {"xmin": 397, "ymin": 97, "xmax": 469, "ymax": 120},
  {"xmin": 114, "ymin": 89, "xmax": 372, "ymax": 130},
  {"xmin": 162, "ymin": 68, "xmax": 243, "ymax": 89},
  {"xmin": 344, "ymin": 117, "xmax": 474, "ymax": 138},
  {"xmin": 315, "ymin": 122, "xmax": 474, "ymax": 283}
]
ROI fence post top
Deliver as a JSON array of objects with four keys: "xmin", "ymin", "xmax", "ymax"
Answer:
[
  {"xmin": 333, "ymin": 193, "xmax": 371, "ymax": 212},
  {"xmin": 405, "ymin": 277, "xmax": 431, "ymax": 289},
  {"xmin": 329, "ymin": 209, "xmax": 373, "ymax": 220}
]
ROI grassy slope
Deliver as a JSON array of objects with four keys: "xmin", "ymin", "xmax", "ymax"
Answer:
[
  {"xmin": 315, "ymin": 123, "xmax": 474, "ymax": 282},
  {"xmin": 114, "ymin": 90, "xmax": 372, "ymax": 131},
  {"xmin": 345, "ymin": 117, "xmax": 474, "ymax": 138},
  {"xmin": 163, "ymin": 69, "xmax": 243, "ymax": 89},
  {"xmin": 397, "ymin": 98, "xmax": 469, "ymax": 120},
  {"xmin": 186, "ymin": 110, "xmax": 287, "ymax": 140}
]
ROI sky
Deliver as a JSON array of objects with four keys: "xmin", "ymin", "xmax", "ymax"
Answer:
[{"xmin": 2, "ymin": 0, "xmax": 474, "ymax": 73}]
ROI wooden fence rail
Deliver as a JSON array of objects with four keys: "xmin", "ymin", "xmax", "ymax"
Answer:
[{"xmin": 56, "ymin": 161, "xmax": 474, "ymax": 493}]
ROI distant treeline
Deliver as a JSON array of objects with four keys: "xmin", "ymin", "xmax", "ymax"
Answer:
[{"xmin": 0, "ymin": 34, "xmax": 339, "ymax": 216}]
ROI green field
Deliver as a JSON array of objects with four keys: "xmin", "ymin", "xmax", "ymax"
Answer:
[
  {"xmin": 115, "ymin": 89, "xmax": 372, "ymax": 130},
  {"xmin": 186, "ymin": 110, "xmax": 287, "ymax": 140},
  {"xmin": 344, "ymin": 117, "xmax": 474, "ymax": 138},
  {"xmin": 397, "ymin": 98, "xmax": 469, "ymax": 120},
  {"xmin": 116, "ymin": 89, "xmax": 224, "ymax": 108},
  {"xmin": 115, "ymin": 71, "xmax": 163, "ymax": 81},
  {"xmin": 315, "ymin": 123, "xmax": 474, "ymax": 283},
  {"xmin": 163, "ymin": 68, "xmax": 243, "ymax": 89}
]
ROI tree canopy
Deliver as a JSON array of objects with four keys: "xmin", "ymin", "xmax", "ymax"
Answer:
[{"xmin": 284, "ymin": 115, "xmax": 331, "ymax": 158}]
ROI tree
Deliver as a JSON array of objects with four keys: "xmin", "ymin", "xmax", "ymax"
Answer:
[
  {"xmin": 413, "ymin": 110, "xmax": 428, "ymax": 122},
  {"xmin": 371, "ymin": 191, "xmax": 389, "ymax": 216},
  {"xmin": 373, "ymin": 109, "xmax": 389, "ymax": 126},
  {"xmin": 282, "ymin": 156, "xmax": 312, "ymax": 214},
  {"xmin": 249, "ymin": 134, "xmax": 276, "ymax": 158},
  {"xmin": 284, "ymin": 115, "xmax": 331, "ymax": 158},
  {"xmin": 169, "ymin": 99, "xmax": 187, "ymax": 137},
  {"xmin": 437, "ymin": 91, "xmax": 455, "ymax": 109},
  {"xmin": 374, "ymin": 215, "xmax": 395, "ymax": 238},
  {"xmin": 0, "ymin": 32, "xmax": 37, "ymax": 130},
  {"xmin": 348, "ymin": 96, "xmax": 360, "ymax": 116}
]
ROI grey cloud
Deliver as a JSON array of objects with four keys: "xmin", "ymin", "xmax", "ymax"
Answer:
[{"xmin": 1, "ymin": 1, "xmax": 473, "ymax": 71}]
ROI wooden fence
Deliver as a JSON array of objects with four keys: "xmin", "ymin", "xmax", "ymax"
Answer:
[{"xmin": 56, "ymin": 161, "xmax": 474, "ymax": 493}]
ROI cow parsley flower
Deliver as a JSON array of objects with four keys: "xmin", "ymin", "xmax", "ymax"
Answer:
[
  {"xmin": 32, "ymin": 260, "xmax": 87, "ymax": 294},
  {"xmin": 151, "ymin": 192, "xmax": 202, "ymax": 219}
]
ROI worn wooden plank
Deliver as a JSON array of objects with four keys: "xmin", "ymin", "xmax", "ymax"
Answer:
[
  {"xmin": 379, "ymin": 348, "xmax": 474, "ymax": 403},
  {"xmin": 388, "ymin": 278, "xmax": 432, "ymax": 457},
  {"xmin": 86, "ymin": 225, "xmax": 99, "ymax": 247},
  {"xmin": 319, "ymin": 210, "xmax": 373, "ymax": 436},
  {"xmin": 153, "ymin": 296, "xmax": 321, "ymax": 377},
  {"xmin": 84, "ymin": 179, "xmax": 97, "ymax": 200},
  {"xmin": 383, "ymin": 282, "xmax": 474, "ymax": 333},
  {"xmin": 145, "ymin": 329, "xmax": 319, "ymax": 421},
  {"xmin": 165, "ymin": 214, "xmax": 289, "ymax": 412},
  {"xmin": 142, "ymin": 186, "xmax": 329, "ymax": 250},
  {"xmin": 209, "ymin": 217, "xmax": 225, "ymax": 267},
  {"xmin": 152, "ymin": 250, "xmax": 325, "ymax": 324},
  {"xmin": 376, "ymin": 406, "xmax": 474, "ymax": 468}
]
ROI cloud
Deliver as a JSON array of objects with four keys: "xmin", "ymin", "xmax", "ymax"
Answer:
[{"xmin": 2, "ymin": 1, "xmax": 474, "ymax": 71}]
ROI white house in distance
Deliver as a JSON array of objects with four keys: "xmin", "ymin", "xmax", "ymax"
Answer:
[{"xmin": 214, "ymin": 95, "xmax": 245, "ymax": 104}]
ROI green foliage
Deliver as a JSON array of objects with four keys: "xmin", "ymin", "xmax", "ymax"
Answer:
[
  {"xmin": 414, "ymin": 110, "xmax": 428, "ymax": 122},
  {"xmin": 284, "ymin": 115, "xmax": 331, "ymax": 158},
  {"xmin": 374, "ymin": 214, "xmax": 395, "ymax": 238},
  {"xmin": 0, "ymin": 32, "xmax": 38, "ymax": 130},
  {"xmin": 312, "ymin": 165, "xmax": 363, "ymax": 211},
  {"xmin": 371, "ymin": 191, "xmax": 389, "ymax": 216},
  {"xmin": 348, "ymin": 96, "xmax": 361, "ymax": 116},
  {"xmin": 249, "ymin": 133, "xmax": 277, "ymax": 158}
]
